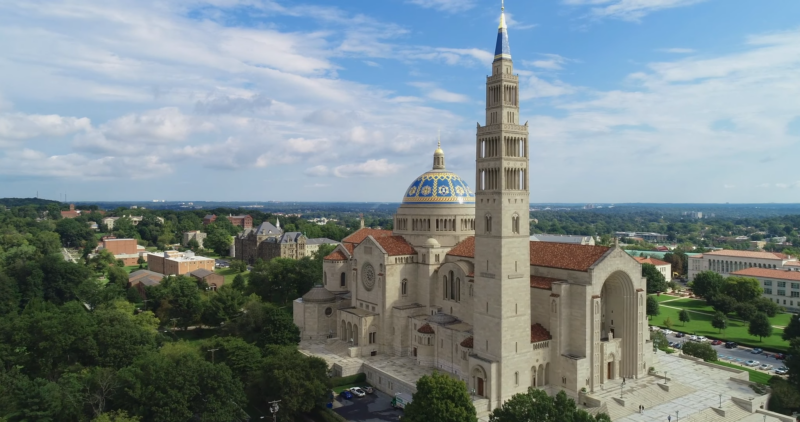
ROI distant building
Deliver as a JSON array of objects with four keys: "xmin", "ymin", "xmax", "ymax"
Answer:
[
  {"xmin": 731, "ymin": 267, "xmax": 800, "ymax": 313},
  {"xmin": 61, "ymin": 204, "xmax": 82, "ymax": 219},
  {"xmin": 182, "ymin": 230, "xmax": 207, "ymax": 249},
  {"xmin": 202, "ymin": 214, "xmax": 253, "ymax": 229},
  {"xmin": 188, "ymin": 268, "xmax": 224, "ymax": 290},
  {"xmin": 103, "ymin": 215, "xmax": 162, "ymax": 229},
  {"xmin": 234, "ymin": 219, "xmax": 340, "ymax": 264},
  {"xmin": 306, "ymin": 237, "xmax": 341, "ymax": 255},
  {"xmin": 530, "ymin": 234, "xmax": 594, "ymax": 246},
  {"xmin": 634, "ymin": 256, "xmax": 672, "ymax": 282},
  {"xmin": 147, "ymin": 251, "xmax": 215, "ymax": 275},
  {"xmin": 88, "ymin": 221, "xmax": 99, "ymax": 231},
  {"xmin": 688, "ymin": 249, "xmax": 799, "ymax": 281},
  {"xmin": 128, "ymin": 269, "xmax": 164, "ymax": 289},
  {"xmin": 614, "ymin": 231, "xmax": 668, "ymax": 243}
]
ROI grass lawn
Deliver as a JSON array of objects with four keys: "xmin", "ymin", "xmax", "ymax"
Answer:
[
  {"xmin": 651, "ymin": 305, "xmax": 789, "ymax": 352},
  {"xmin": 663, "ymin": 298, "xmax": 715, "ymax": 313},
  {"xmin": 172, "ymin": 328, "xmax": 217, "ymax": 345},
  {"xmin": 123, "ymin": 265, "xmax": 142, "ymax": 274},
  {"xmin": 712, "ymin": 360, "xmax": 774, "ymax": 385},
  {"xmin": 652, "ymin": 294, "xmax": 683, "ymax": 303},
  {"xmin": 214, "ymin": 268, "xmax": 249, "ymax": 285}
]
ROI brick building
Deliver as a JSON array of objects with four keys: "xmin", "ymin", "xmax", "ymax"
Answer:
[
  {"xmin": 188, "ymin": 268, "xmax": 225, "ymax": 290},
  {"xmin": 101, "ymin": 238, "xmax": 142, "ymax": 266},
  {"xmin": 203, "ymin": 214, "xmax": 253, "ymax": 229},
  {"xmin": 147, "ymin": 251, "xmax": 215, "ymax": 275},
  {"xmin": 61, "ymin": 204, "xmax": 82, "ymax": 219}
]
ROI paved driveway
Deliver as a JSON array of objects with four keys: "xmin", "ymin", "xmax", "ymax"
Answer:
[{"xmin": 334, "ymin": 390, "xmax": 403, "ymax": 422}]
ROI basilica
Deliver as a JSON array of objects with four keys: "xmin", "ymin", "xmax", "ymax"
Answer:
[{"xmin": 293, "ymin": 3, "xmax": 650, "ymax": 412}]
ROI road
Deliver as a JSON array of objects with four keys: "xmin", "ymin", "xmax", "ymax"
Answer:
[
  {"xmin": 62, "ymin": 247, "xmax": 77, "ymax": 263},
  {"xmin": 334, "ymin": 390, "xmax": 401, "ymax": 422}
]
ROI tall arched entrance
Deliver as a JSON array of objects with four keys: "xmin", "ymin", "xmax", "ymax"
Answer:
[
  {"xmin": 471, "ymin": 365, "xmax": 488, "ymax": 397},
  {"xmin": 599, "ymin": 271, "xmax": 639, "ymax": 381}
]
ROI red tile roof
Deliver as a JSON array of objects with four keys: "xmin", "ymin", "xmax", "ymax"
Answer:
[
  {"xmin": 342, "ymin": 228, "xmax": 393, "ymax": 245},
  {"xmin": 343, "ymin": 243, "xmax": 355, "ymax": 254},
  {"xmin": 460, "ymin": 336, "xmax": 474, "ymax": 348},
  {"xmin": 324, "ymin": 250, "xmax": 348, "ymax": 261},
  {"xmin": 634, "ymin": 256, "xmax": 671, "ymax": 266},
  {"xmin": 530, "ymin": 275, "xmax": 559, "ymax": 290},
  {"xmin": 731, "ymin": 267, "xmax": 800, "ymax": 281},
  {"xmin": 530, "ymin": 323, "xmax": 552, "ymax": 343},
  {"xmin": 447, "ymin": 236, "xmax": 475, "ymax": 258},
  {"xmin": 60, "ymin": 210, "xmax": 81, "ymax": 218},
  {"xmin": 529, "ymin": 242, "xmax": 611, "ymax": 272},
  {"xmin": 447, "ymin": 237, "xmax": 610, "ymax": 272},
  {"xmin": 417, "ymin": 323, "xmax": 435, "ymax": 334},
  {"xmin": 375, "ymin": 236, "xmax": 416, "ymax": 256}
]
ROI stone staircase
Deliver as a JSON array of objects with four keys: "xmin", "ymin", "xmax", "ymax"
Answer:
[
  {"xmin": 681, "ymin": 403, "xmax": 751, "ymax": 421},
  {"xmin": 324, "ymin": 338, "xmax": 350, "ymax": 356},
  {"xmin": 473, "ymin": 398, "xmax": 491, "ymax": 421},
  {"xmin": 601, "ymin": 381, "xmax": 695, "ymax": 420}
]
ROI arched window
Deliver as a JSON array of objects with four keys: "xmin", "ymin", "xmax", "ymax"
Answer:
[
  {"xmin": 401, "ymin": 279, "xmax": 408, "ymax": 296},
  {"xmin": 512, "ymin": 213, "xmax": 520, "ymax": 234},
  {"xmin": 444, "ymin": 275, "xmax": 449, "ymax": 299},
  {"xmin": 449, "ymin": 271, "xmax": 456, "ymax": 301},
  {"xmin": 340, "ymin": 272, "xmax": 346, "ymax": 287},
  {"xmin": 323, "ymin": 272, "xmax": 327, "ymax": 285},
  {"xmin": 456, "ymin": 278, "xmax": 461, "ymax": 302},
  {"xmin": 485, "ymin": 214, "xmax": 492, "ymax": 234}
]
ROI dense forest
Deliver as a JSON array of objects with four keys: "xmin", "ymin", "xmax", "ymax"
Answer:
[{"xmin": 0, "ymin": 201, "xmax": 337, "ymax": 421}]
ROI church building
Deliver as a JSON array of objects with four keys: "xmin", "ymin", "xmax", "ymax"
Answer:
[{"xmin": 294, "ymin": 3, "xmax": 650, "ymax": 412}]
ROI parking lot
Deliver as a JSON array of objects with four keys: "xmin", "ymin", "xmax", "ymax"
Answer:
[
  {"xmin": 333, "ymin": 390, "xmax": 403, "ymax": 422},
  {"xmin": 656, "ymin": 329, "xmax": 788, "ymax": 375}
]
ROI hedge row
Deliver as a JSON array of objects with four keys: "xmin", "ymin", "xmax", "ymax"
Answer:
[{"xmin": 330, "ymin": 373, "xmax": 366, "ymax": 387}]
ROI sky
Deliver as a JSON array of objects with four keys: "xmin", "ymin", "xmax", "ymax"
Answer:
[{"xmin": 1, "ymin": 0, "xmax": 800, "ymax": 203}]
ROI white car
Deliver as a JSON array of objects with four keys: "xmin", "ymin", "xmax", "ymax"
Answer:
[
  {"xmin": 688, "ymin": 335, "xmax": 698, "ymax": 341},
  {"xmin": 759, "ymin": 364, "xmax": 773, "ymax": 371},
  {"xmin": 650, "ymin": 326, "xmax": 660, "ymax": 332},
  {"xmin": 696, "ymin": 336, "xmax": 707, "ymax": 343},
  {"xmin": 662, "ymin": 329, "xmax": 673, "ymax": 335},
  {"xmin": 349, "ymin": 387, "xmax": 366, "ymax": 398},
  {"xmin": 745, "ymin": 360, "xmax": 760, "ymax": 367}
]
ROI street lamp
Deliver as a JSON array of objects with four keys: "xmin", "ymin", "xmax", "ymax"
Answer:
[
  {"xmin": 719, "ymin": 394, "xmax": 722, "ymax": 408},
  {"xmin": 620, "ymin": 379, "xmax": 626, "ymax": 399}
]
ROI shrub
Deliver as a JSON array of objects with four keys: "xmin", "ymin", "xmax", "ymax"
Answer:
[
  {"xmin": 682, "ymin": 341, "xmax": 717, "ymax": 361},
  {"xmin": 330, "ymin": 373, "xmax": 366, "ymax": 387}
]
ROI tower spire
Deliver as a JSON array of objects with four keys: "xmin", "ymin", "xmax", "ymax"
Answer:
[
  {"xmin": 495, "ymin": 0, "xmax": 511, "ymax": 62},
  {"xmin": 433, "ymin": 131, "xmax": 445, "ymax": 170}
]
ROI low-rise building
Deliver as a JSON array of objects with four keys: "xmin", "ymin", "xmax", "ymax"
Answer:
[
  {"xmin": 306, "ymin": 238, "xmax": 341, "ymax": 255},
  {"xmin": 730, "ymin": 267, "xmax": 800, "ymax": 312},
  {"xmin": 614, "ymin": 231, "xmax": 668, "ymax": 243},
  {"xmin": 688, "ymin": 249, "xmax": 798, "ymax": 281},
  {"xmin": 634, "ymin": 256, "xmax": 672, "ymax": 282},
  {"xmin": 100, "ymin": 238, "xmax": 144, "ymax": 266},
  {"xmin": 61, "ymin": 204, "xmax": 82, "ymax": 219},
  {"xmin": 147, "ymin": 251, "xmax": 215, "ymax": 276},
  {"xmin": 530, "ymin": 234, "xmax": 595, "ymax": 245},
  {"xmin": 188, "ymin": 268, "xmax": 224, "ymax": 290},
  {"xmin": 202, "ymin": 214, "xmax": 253, "ymax": 229},
  {"xmin": 182, "ymin": 230, "xmax": 207, "ymax": 249}
]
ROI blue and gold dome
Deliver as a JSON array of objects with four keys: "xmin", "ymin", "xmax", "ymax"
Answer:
[{"xmin": 402, "ymin": 142, "xmax": 475, "ymax": 205}]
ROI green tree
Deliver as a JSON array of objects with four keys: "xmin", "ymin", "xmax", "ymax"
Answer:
[
  {"xmin": 90, "ymin": 249, "xmax": 117, "ymax": 275},
  {"xmin": 201, "ymin": 285, "xmax": 246, "ymax": 327},
  {"xmin": 111, "ymin": 216, "xmax": 138, "ymax": 239},
  {"xmin": 94, "ymin": 301, "xmax": 159, "ymax": 369},
  {"xmin": 748, "ymin": 312, "xmax": 773, "ymax": 341},
  {"xmin": 679, "ymin": 309, "xmax": 691, "ymax": 326},
  {"xmin": 93, "ymin": 410, "xmax": 142, "ymax": 422},
  {"xmin": 663, "ymin": 317, "xmax": 673, "ymax": 330},
  {"xmin": 226, "ymin": 300, "xmax": 299, "ymax": 347},
  {"xmin": 186, "ymin": 238, "xmax": 200, "ymax": 251},
  {"xmin": 642, "ymin": 263, "xmax": 668, "ymax": 293},
  {"xmin": 250, "ymin": 346, "xmax": 331, "ymax": 422},
  {"xmin": 723, "ymin": 276, "xmax": 763, "ymax": 303},
  {"xmin": 199, "ymin": 337, "xmax": 262, "ymax": 386},
  {"xmin": 646, "ymin": 296, "xmax": 659, "ymax": 320},
  {"xmin": 691, "ymin": 271, "xmax": 725, "ymax": 299},
  {"xmin": 710, "ymin": 294, "xmax": 737, "ymax": 316},
  {"xmin": 118, "ymin": 344, "xmax": 247, "ymax": 422},
  {"xmin": 55, "ymin": 217, "xmax": 95, "ymax": 247},
  {"xmin": 681, "ymin": 342, "xmax": 717, "ymax": 361},
  {"xmin": 204, "ymin": 230, "xmax": 232, "ymax": 256},
  {"xmin": 230, "ymin": 259, "xmax": 247, "ymax": 273},
  {"xmin": 783, "ymin": 314, "xmax": 800, "ymax": 341},
  {"xmin": 489, "ymin": 388, "xmax": 610, "ymax": 422},
  {"xmin": 149, "ymin": 276, "xmax": 205, "ymax": 329},
  {"xmin": 753, "ymin": 296, "xmax": 782, "ymax": 317},
  {"xmin": 734, "ymin": 303, "xmax": 757, "ymax": 324},
  {"xmin": 767, "ymin": 377, "xmax": 800, "ymax": 416},
  {"xmin": 785, "ymin": 338, "xmax": 800, "ymax": 389},
  {"xmin": 711, "ymin": 311, "xmax": 728, "ymax": 334},
  {"xmin": 404, "ymin": 371, "xmax": 477, "ymax": 422},
  {"xmin": 231, "ymin": 273, "xmax": 246, "ymax": 292}
]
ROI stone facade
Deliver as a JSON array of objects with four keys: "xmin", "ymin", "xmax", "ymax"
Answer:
[
  {"xmin": 147, "ymin": 251, "xmax": 215, "ymax": 275},
  {"xmin": 293, "ymin": 6, "xmax": 649, "ymax": 414},
  {"xmin": 182, "ymin": 230, "xmax": 207, "ymax": 248},
  {"xmin": 235, "ymin": 221, "xmax": 340, "ymax": 264}
]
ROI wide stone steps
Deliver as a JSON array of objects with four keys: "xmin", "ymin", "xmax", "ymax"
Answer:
[
  {"xmin": 602, "ymin": 381, "xmax": 695, "ymax": 420},
  {"xmin": 681, "ymin": 403, "xmax": 750, "ymax": 422}
]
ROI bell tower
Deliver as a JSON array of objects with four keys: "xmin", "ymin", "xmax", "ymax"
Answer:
[{"xmin": 471, "ymin": 0, "xmax": 532, "ymax": 406}]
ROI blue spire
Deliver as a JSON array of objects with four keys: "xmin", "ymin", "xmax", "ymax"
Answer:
[{"xmin": 494, "ymin": 1, "xmax": 511, "ymax": 62}]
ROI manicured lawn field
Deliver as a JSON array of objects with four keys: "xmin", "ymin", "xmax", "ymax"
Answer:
[
  {"xmin": 124, "ymin": 265, "xmax": 142, "ymax": 274},
  {"xmin": 651, "ymin": 305, "xmax": 789, "ymax": 352},
  {"xmin": 712, "ymin": 360, "xmax": 774, "ymax": 385},
  {"xmin": 214, "ymin": 268, "xmax": 249, "ymax": 286},
  {"xmin": 652, "ymin": 294, "xmax": 683, "ymax": 303},
  {"xmin": 663, "ymin": 298, "xmax": 715, "ymax": 313}
]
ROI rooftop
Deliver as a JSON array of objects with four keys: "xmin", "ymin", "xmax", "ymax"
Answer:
[
  {"xmin": 530, "ymin": 275, "xmax": 561, "ymax": 290},
  {"xmin": 529, "ymin": 241, "xmax": 611, "ymax": 272},
  {"xmin": 374, "ymin": 235, "xmax": 416, "ymax": 256},
  {"xmin": 703, "ymin": 249, "xmax": 791, "ymax": 260},
  {"xmin": 634, "ymin": 256, "xmax": 671, "ymax": 266},
  {"xmin": 342, "ymin": 228, "xmax": 393, "ymax": 245},
  {"xmin": 731, "ymin": 267, "xmax": 800, "ymax": 281},
  {"xmin": 530, "ymin": 323, "xmax": 552, "ymax": 343}
]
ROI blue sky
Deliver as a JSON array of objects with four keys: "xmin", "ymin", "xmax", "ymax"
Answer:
[{"xmin": 1, "ymin": 0, "xmax": 800, "ymax": 203}]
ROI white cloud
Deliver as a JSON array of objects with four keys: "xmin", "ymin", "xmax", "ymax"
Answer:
[
  {"xmin": 333, "ymin": 159, "xmax": 402, "ymax": 178},
  {"xmin": 524, "ymin": 54, "xmax": 572, "ymax": 70},
  {"xmin": 409, "ymin": 82, "xmax": 471, "ymax": 103},
  {"xmin": 658, "ymin": 48, "xmax": 696, "ymax": 54},
  {"xmin": 0, "ymin": 113, "xmax": 91, "ymax": 141},
  {"xmin": 564, "ymin": 0, "xmax": 709, "ymax": 21},
  {"xmin": 405, "ymin": 0, "xmax": 476, "ymax": 13},
  {"xmin": 504, "ymin": 13, "xmax": 537, "ymax": 30},
  {"xmin": 100, "ymin": 107, "xmax": 213, "ymax": 142},
  {"xmin": 0, "ymin": 148, "xmax": 171, "ymax": 179},
  {"xmin": 305, "ymin": 165, "xmax": 330, "ymax": 177}
]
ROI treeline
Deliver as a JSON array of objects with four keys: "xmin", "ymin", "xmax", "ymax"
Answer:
[{"xmin": 0, "ymin": 203, "xmax": 335, "ymax": 421}]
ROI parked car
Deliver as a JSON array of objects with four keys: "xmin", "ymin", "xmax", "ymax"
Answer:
[
  {"xmin": 362, "ymin": 386, "xmax": 374, "ymax": 394},
  {"xmin": 752, "ymin": 348, "xmax": 763, "ymax": 354},
  {"xmin": 759, "ymin": 364, "xmax": 773, "ymax": 371},
  {"xmin": 662, "ymin": 329, "xmax": 673, "ymax": 335},
  {"xmin": 668, "ymin": 341, "xmax": 675, "ymax": 347},
  {"xmin": 688, "ymin": 335, "xmax": 698, "ymax": 341},
  {"xmin": 650, "ymin": 326, "xmax": 660, "ymax": 332},
  {"xmin": 674, "ymin": 343, "xmax": 683, "ymax": 349},
  {"xmin": 350, "ymin": 387, "xmax": 366, "ymax": 398},
  {"xmin": 675, "ymin": 332, "xmax": 686, "ymax": 338},
  {"xmin": 711, "ymin": 340, "xmax": 723, "ymax": 346},
  {"xmin": 775, "ymin": 366, "xmax": 788, "ymax": 375},
  {"xmin": 774, "ymin": 353, "xmax": 786, "ymax": 360},
  {"xmin": 697, "ymin": 336, "xmax": 708, "ymax": 343},
  {"xmin": 725, "ymin": 342, "xmax": 738, "ymax": 349},
  {"xmin": 340, "ymin": 390, "xmax": 353, "ymax": 400},
  {"xmin": 745, "ymin": 360, "xmax": 760, "ymax": 367}
]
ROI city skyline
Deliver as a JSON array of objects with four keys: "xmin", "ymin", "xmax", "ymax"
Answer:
[{"xmin": 1, "ymin": 0, "xmax": 800, "ymax": 202}]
